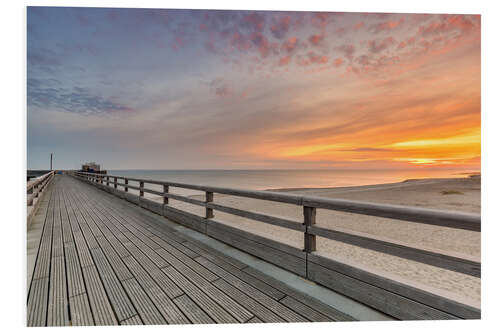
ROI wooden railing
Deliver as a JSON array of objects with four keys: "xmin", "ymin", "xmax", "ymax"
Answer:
[
  {"xmin": 27, "ymin": 170, "xmax": 54, "ymax": 225},
  {"xmin": 27, "ymin": 171, "xmax": 54, "ymax": 207},
  {"xmin": 72, "ymin": 171, "xmax": 481, "ymax": 320}
]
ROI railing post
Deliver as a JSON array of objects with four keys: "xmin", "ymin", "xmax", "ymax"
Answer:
[
  {"xmin": 163, "ymin": 185, "xmax": 169, "ymax": 205},
  {"xmin": 100, "ymin": 175, "xmax": 103, "ymax": 184},
  {"xmin": 140, "ymin": 181, "xmax": 144, "ymax": 197},
  {"xmin": 114, "ymin": 177, "xmax": 117, "ymax": 189},
  {"xmin": 124, "ymin": 178, "xmax": 128, "ymax": 192},
  {"xmin": 303, "ymin": 206, "xmax": 316, "ymax": 253},
  {"xmin": 106, "ymin": 176, "xmax": 109, "ymax": 186},
  {"xmin": 205, "ymin": 191, "xmax": 214, "ymax": 219}
]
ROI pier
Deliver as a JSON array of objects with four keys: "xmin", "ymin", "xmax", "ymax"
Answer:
[{"xmin": 26, "ymin": 172, "xmax": 481, "ymax": 326}]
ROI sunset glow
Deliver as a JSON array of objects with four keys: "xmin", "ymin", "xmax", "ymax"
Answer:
[{"xmin": 27, "ymin": 8, "xmax": 480, "ymax": 170}]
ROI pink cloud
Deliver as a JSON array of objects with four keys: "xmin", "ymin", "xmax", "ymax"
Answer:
[
  {"xmin": 242, "ymin": 12, "xmax": 266, "ymax": 32},
  {"xmin": 282, "ymin": 37, "xmax": 298, "ymax": 53},
  {"xmin": 333, "ymin": 57, "xmax": 344, "ymax": 67},
  {"xmin": 371, "ymin": 17, "xmax": 404, "ymax": 33},
  {"xmin": 368, "ymin": 36, "xmax": 396, "ymax": 53},
  {"xmin": 353, "ymin": 21, "xmax": 365, "ymax": 31},
  {"xmin": 418, "ymin": 15, "xmax": 477, "ymax": 37},
  {"xmin": 279, "ymin": 55, "xmax": 291, "ymax": 66},
  {"xmin": 250, "ymin": 32, "xmax": 271, "ymax": 58},
  {"xmin": 311, "ymin": 12, "xmax": 330, "ymax": 29},
  {"xmin": 270, "ymin": 15, "xmax": 291, "ymax": 39},
  {"xmin": 307, "ymin": 52, "xmax": 329, "ymax": 64},
  {"xmin": 308, "ymin": 34, "xmax": 324, "ymax": 46},
  {"xmin": 337, "ymin": 44, "xmax": 356, "ymax": 60},
  {"xmin": 230, "ymin": 32, "xmax": 252, "ymax": 52}
]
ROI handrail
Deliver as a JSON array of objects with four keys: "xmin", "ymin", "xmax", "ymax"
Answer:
[
  {"xmin": 27, "ymin": 171, "xmax": 53, "ymax": 192},
  {"xmin": 27, "ymin": 171, "xmax": 54, "ymax": 206},
  {"xmin": 72, "ymin": 170, "xmax": 481, "ymax": 278},
  {"xmin": 74, "ymin": 171, "xmax": 480, "ymax": 231}
]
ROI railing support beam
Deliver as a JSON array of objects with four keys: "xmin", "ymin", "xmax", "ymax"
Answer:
[
  {"xmin": 163, "ymin": 185, "xmax": 169, "ymax": 205},
  {"xmin": 303, "ymin": 206, "xmax": 316, "ymax": 253},
  {"xmin": 205, "ymin": 191, "xmax": 214, "ymax": 219}
]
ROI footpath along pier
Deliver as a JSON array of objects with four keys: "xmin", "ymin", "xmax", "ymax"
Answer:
[{"xmin": 26, "ymin": 172, "xmax": 481, "ymax": 326}]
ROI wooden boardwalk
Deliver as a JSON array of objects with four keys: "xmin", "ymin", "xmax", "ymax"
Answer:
[{"xmin": 27, "ymin": 175, "xmax": 355, "ymax": 326}]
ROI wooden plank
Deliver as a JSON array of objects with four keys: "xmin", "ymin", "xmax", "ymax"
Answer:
[
  {"xmin": 90, "ymin": 248, "xmax": 138, "ymax": 321},
  {"xmin": 157, "ymin": 249, "xmax": 253, "ymax": 323},
  {"xmin": 51, "ymin": 191, "xmax": 64, "ymax": 258},
  {"xmin": 308, "ymin": 254, "xmax": 478, "ymax": 319},
  {"xmin": 161, "ymin": 265, "xmax": 238, "ymax": 324},
  {"xmin": 120, "ymin": 315, "xmax": 144, "ymax": 326},
  {"xmin": 82, "ymin": 265, "xmax": 118, "ymax": 325},
  {"xmin": 309, "ymin": 225, "xmax": 480, "ymax": 277},
  {"xmin": 206, "ymin": 202, "xmax": 304, "ymax": 231},
  {"xmin": 198, "ymin": 253, "xmax": 285, "ymax": 301},
  {"xmin": 64, "ymin": 242, "xmax": 87, "ymax": 297},
  {"xmin": 206, "ymin": 221, "xmax": 306, "ymax": 276},
  {"xmin": 69, "ymin": 293, "xmax": 94, "ymax": 326},
  {"xmin": 212, "ymin": 278, "xmax": 286, "ymax": 323},
  {"xmin": 207, "ymin": 219, "xmax": 305, "ymax": 259},
  {"xmin": 246, "ymin": 316, "xmax": 263, "ymax": 323},
  {"xmin": 307, "ymin": 260, "xmax": 454, "ymax": 320},
  {"xmin": 172, "ymin": 294, "xmax": 215, "ymax": 324},
  {"xmin": 242, "ymin": 266, "xmax": 356, "ymax": 322},
  {"xmin": 121, "ymin": 278, "xmax": 166, "ymax": 325},
  {"xmin": 279, "ymin": 296, "xmax": 332, "ymax": 322},
  {"xmin": 122, "ymin": 255, "xmax": 189, "ymax": 324},
  {"xmin": 153, "ymin": 243, "xmax": 218, "ymax": 282},
  {"xmin": 27, "ymin": 277, "xmax": 49, "ymax": 327},
  {"xmin": 163, "ymin": 205, "xmax": 206, "ymax": 233},
  {"xmin": 120, "ymin": 241, "xmax": 183, "ymax": 299},
  {"xmin": 302, "ymin": 196, "xmax": 480, "ymax": 232},
  {"xmin": 195, "ymin": 257, "xmax": 307, "ymax": 323},
  {"xmin": 181, "ymin": 240, "xmax": 248, "ymax": 270},
  {"xmin": 47, "ymin": 256, "xmax": 70, "ymax": 326}
]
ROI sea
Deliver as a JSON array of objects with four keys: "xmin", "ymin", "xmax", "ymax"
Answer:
[{"xmin": 108, "ymin": 168, "xmax": 478, "ymax": 196}]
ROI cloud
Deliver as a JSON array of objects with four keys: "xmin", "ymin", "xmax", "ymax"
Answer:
[
  {"xmin": 249, "ymin": 32, "xmax": 273, "ymax": 58},
  {"xmin": 337, "ymin": 44, "xmax": 356, "ymax": 61},
  {"xmin": 279, "ymin": 55, "xmax": 291, "ymax": 66},
  {"xmin": 371, "ymin": 17, "xmax": 404, "ymax": 33},
  {"xmin": 418, "ymin": 15, "xmax": 477, "ymax": 37},
  {"xmin": 343, "ymin": 147, "xmax": 394, "ymax": 152},
  {"xmin": 270, "ymin": 15, "xmax": 291, "ymax": 39},
  {"xmin": 242, "ymin": 12, "xmax": 266, "ymax": 32},
  {"xmin": 28, "ymin": 80, "xmax": 134, "ymax": 115},
  {"xmin": 307, "ymin": 52, "xmax": 329, "ymax": 64},
  {"xmin": 209, "ymin": 78, "xmax": 232, "ymax": 97},
  {"xmin": 281, "ymin": 37, "xmax": 298, "ymax": 53},
  {"xmin": 308, "ymin": 33, "xmax": 324, "ymax": 47},
  {"xmin": 333, "ymin": 57, "xmax": 344, "ymax": 67},
  {"xmin": 368, "ymin": 36, "xmax": 396, "ymax": 53}
]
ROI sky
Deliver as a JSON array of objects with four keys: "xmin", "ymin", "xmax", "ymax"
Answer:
[{"xmin": 27, "ymin": 7, "xmax": 480, "ymax": 170}]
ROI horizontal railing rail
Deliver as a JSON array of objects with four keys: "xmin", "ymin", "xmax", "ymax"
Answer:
[
  {"xmin": 27, "ymin": 171, "xmax": 54, "ymax": 207},
  {"xmin": 71, "ymin": 170, "xmax": 481, "ymax": 320}
]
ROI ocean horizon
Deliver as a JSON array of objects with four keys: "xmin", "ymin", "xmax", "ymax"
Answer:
[{"xmin": 107, "ymin": 168, "xmax": 479, "ymax": 196}]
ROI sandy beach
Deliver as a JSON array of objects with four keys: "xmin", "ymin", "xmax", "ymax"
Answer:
[{"xmin": 160, "ymin": 175, "xmax": 481, "ymax": 306}]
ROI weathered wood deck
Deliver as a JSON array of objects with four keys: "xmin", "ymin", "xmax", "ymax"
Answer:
[{"xmin": 27, "ymin": 175, "xmax": 355, "ymax": 326}]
